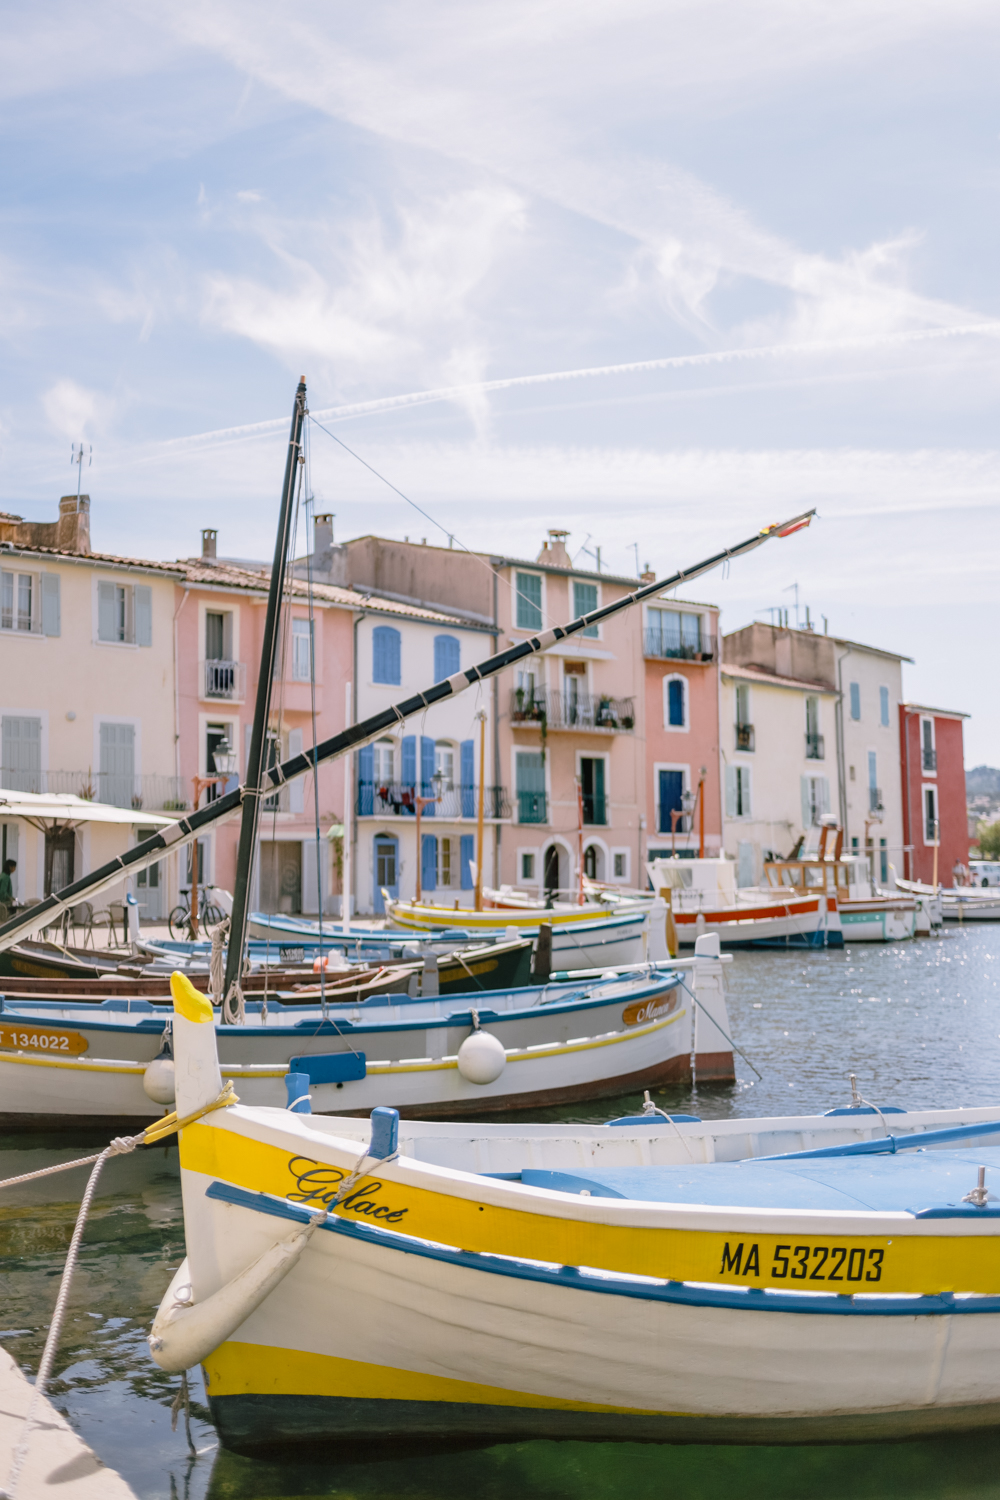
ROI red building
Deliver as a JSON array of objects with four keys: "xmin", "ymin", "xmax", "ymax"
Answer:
[{"xmin": 899, "ymin": 703, "xmax": 969, "ymax": 884}]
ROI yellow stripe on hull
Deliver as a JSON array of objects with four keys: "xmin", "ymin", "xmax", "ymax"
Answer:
[
  {"xmin": 180, "ymin": 1123, "xmax": 1000, "ymax": 1295},
  {"xmin": 204, "ymin": 1340, "xmax": 662, "ymax": 1416}
]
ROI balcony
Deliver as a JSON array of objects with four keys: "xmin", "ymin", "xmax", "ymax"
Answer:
[
  {"xmin": 806, "ymin": 732, "xmax": 825, "ymax": 760},
  {"xmin": 869, "ymin": 787, "xmax": 884, "ymax": 814},
  {"xmin": 516, "ymin": 790, "xmax": 547, "ymax": 824},
  {"xmin": 203, "ymin": 659, "xmax": 247, "ymax": 702},
  {"xmin": 735, "ymin": 723, "xmax": 754, "ymax": 752},
  {"xmin": 509, "ymin": 689, "xmax": 635, "ymax": 734},
  {"xmin": 644, "ymin": 629, "xmax": 717, "ymax": 662},
  {"xmin": 357, "ymin": 783, "xmax": 511, "ymax": 819},
  {"xmin": 922, "ymin": 747, "xmax": 937, "ymax": 771},
  {"xmin": 1, "ymin": 768, "xmax": 191, "ymax": 811}
]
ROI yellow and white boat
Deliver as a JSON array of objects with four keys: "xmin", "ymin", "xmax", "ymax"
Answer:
[{"xmin": 151, "ymin": 972, "xmax": 1000, "ymax": 1455}]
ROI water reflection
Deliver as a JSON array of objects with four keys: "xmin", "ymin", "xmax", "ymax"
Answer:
[{"xmin": 1, "ymin": 927, "xmax": 999, "ymax": 1499}]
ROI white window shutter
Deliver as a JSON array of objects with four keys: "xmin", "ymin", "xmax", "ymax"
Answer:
[
  {"xmin": 725, "ymin": 764, "xmax": 737, "ymax": 817},
  {"xmin": 288, "ymin": 728, "xmax": 304, "ymax": 813},
  {"xmin": 41, "ymin": 573, "xmax": 60, "ymax": 636},
  {"xmin": 801, "ymin": 776, "xmax": 812, "ymax": 830},
  {"xmin": 97, "ymin": 581, "xmax": 115, "ymax": 641},
  {"xmin": 818, "ymin": 777, "xmax": 830, "ymax": 817},
  {"xmin": 134, "ymin": 585, "xmax": 152, "ymax": 647},
  {"xmin": 740, "ymin": 768, "xmax": 751, "ymax": 819}
]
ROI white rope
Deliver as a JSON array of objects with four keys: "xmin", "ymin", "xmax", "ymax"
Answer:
[
  {"xmin": 0, "ymin": 1136, "xmax": 139, "ymax": 1193},
  {"xmin": 222, "ymin": 978, "xmax": 245, "ymax": 1026},
  {"xmin": 210, "ymin": 917, "xmax": 230, "ymax": 1008}
]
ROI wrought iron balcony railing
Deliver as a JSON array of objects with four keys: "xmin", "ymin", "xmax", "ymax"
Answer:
[
  {"xmin": 509, "ymin": 689, "xmax": 635, "ymax": 733},
  {"xmin": 735, "ymin": 723, "xmax": 754, "ymax": 751},
  {"xmin": 203, "ymin": 659, "xmax": 247, "ymax": 701},
  {"xmin": 922, "ymin": 747, "xmax": 937, "ymax": 771},
  {"xmin": 643, "ymin": 629, "xmax": 717, "ymax": 662},
  {"xmin": 1, "ymin": 768, "xmax": 191, "ymax": 811},
  {"xmin": 357, "ymin": 782, "xmax": 511, "ymax": 819},
  {"xmin": 806, "ymin": 732, "xmax": 825, "ymax": 760}
]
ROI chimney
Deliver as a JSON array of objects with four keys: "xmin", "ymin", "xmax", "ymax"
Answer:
[
  {"xmin": 56, "ymin": 495, "xmax": 91, "ymax": 555},
  {"xmin": 201, "ymin": 528, "xmax": 218, "ymax": 560},
  {"xmin": 640, "ymin": 565, "xmax": 656, "ymax": 584},
  {"xmin": 313, "ymin": 512, "xmax": 334, "ymax": 568},
  {"xmin": 536, "ymin": 528, "xmax": 571, "ymax": 568}
]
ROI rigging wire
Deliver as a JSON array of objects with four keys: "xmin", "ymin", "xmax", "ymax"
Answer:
[{"xmin": 303, "ymin": 420, "xmax": 329, "ymax": 1020}]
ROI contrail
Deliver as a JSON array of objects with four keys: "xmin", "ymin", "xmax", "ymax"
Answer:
[{"xmin": 151, "ymin": 320, "xmax": 1000, "ymax": 455}]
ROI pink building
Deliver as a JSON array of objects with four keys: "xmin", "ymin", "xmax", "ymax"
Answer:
[
  {"xmin": 899, "ymin": 703, "xmax": 969, "ymax": 884},
  {"xmin": 641, "ymin": 592, "xmax": 721, "ymax": 862}
]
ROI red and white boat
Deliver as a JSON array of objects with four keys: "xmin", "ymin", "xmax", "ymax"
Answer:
[{"xmin": 646, "ymin": 858, "xmax": 836, "ymax": 949}]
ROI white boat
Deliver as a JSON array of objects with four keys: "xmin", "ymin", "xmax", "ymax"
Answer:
[
  {"xmin": 892, "ymin": 876, "xmax": 945, "ymax": 934},
  {"xmin": 647, "ymin": 857, "xmax": 836, "ymax": 948},
  {"xmin": 760, "ymin": 855, "xmax": 916, "ymax": 943},
  {"xmin": 150, "ymin": 983, "xmax": 1000, "ymax": 1453},
  {"xmin": 382, "ymin": 898, "xmax": 649, "ymax": 969},
  {"xmin": 0, "ymin": 945, "xmax": 734, "ymax": 1124},
  {"xmin": 941, "ymin": 890, "xmax": 1000, "ymax": 922}
]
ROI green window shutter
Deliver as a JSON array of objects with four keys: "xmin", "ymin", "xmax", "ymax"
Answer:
[
  {"xmin": 41, "ymin": 573, "xmax": 60, "ymax": 637},
  {"xmin": 515, "ymin": 573, "xmax": 542, "ymax": 630},
  {"xmin": 573, "ymin": 581, "xmax": 598, "ymax": 638},
  {"xmin": 97, "ymin": 581, "xmax": 116, "ymax": 642},
  {"xmin": 134, "ymin": 585, "xmax": 152, "ymax": 647}
]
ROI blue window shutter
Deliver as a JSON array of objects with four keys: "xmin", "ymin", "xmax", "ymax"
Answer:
[
  {"xmin": 358, "ymin": 745, "xmax": 374, "ymax": 815},
  {"xmin": 373, "ymin": 625, "xmax": 400, "ymax": 684},
  {"xmin": 420, "ymin": 736, "xmax": 435, "ymax": 815},
  {"xmin": 573, "ymin": 581, "xmax": 598, "ymax": 638},
  {"xmin": 434, "ymin": 635, "xmax": 460, "ymax": 681},
  {"xmin": 515, "ymin": 572, "xmax": 542, "ymax": 630},
  {"xmin": 134, "ymin": 584, "xmax": 152, "ymax": 647},
  {"xmin": 460, "ymin": 834, "xmax": 475, "ymax": 889},
  {"xmin": 41, "ymin": 573, "xmax": 60, "ymax": 637},
  {"xmin": 849, "ymin": 682, "xmax": 861, "ymax": 721},
  {"xmin": 668, "ymin": 679, "xmax": 684, "ymax": 726},
  {"xmin": 422, "ymin": 833, "xmax": 437, "ymax": 891},
  {"xmin": 659, "ymin": 769, "xmax": 683, "ymax": 833},
  {"xmin": 460, "ymin": 739, "xmax": 475, "ymax": 818},
  {"xmin": 401, "ymin": 735, "xmax": 416, "ymax": 801}
]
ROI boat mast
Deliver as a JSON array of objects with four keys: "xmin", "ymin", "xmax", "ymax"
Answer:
[{"xmin": 224, "ymin": 377, "xmax": 307, "ymax": 998}]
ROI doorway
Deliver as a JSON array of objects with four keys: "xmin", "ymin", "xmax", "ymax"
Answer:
[
  {"xmin": 260, "ymin": 841, "xmax": 302, "ymax": 913},
  {"xmin": 658, "ymin": 769, "xmax": 685, "ymax": 834},
  {"xmin": 135, "ymin": 826, "xmax": 165, "ymax": 919},
  {"xmin": 544, "ymin": 843, "xmax": 565, "ymax": 901},
  {"xmin": 373, "ymin": 836, "xmax": 399, "ymax": 914},
  {"xmin": 45, "ymin": 828, "xmax": 75, "ymax": 896}
]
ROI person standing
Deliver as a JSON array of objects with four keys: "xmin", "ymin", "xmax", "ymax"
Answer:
[{"xmin": 0, "ymin": 858, "xmax": 17, "ymax": 920}]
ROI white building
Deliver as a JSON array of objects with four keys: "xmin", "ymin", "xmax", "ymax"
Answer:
[
  {"xmin": 831, "ymin": 636, "xmax": 911, "ymax": 884},
  {"xmin": 352, "ymin": 607, "xmax": 501, "ymax": 914}
]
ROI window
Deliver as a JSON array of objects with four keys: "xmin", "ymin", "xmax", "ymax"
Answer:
[
  {"xmin": 879, "ymin": 686, "xmax": 890, "ymax": 727},
  {"xmin": 373, "ymin": 738, "xmax": 394, "ymax": 785},
  {"xmin": 520, "ymin": 851, "xmax": 536, "ymax": 881},
  {"xmin": 99, "ymin": 722, "xmax": 135, "ymax": 807},
  {"xmin": 573, "ymin": 580, "xmax": 598, "ymax": 638},
  {"xmin": 515, "ymin": 572, "xmax": 542, "ymax": 630},
  {"xmin": 516, "ymin": 751, "xmax": 546, "ymax": 823},
  {"xmin": 849, "ymin": 682, "xmax": 861, "ymax": 721},
  {"xmin": 646, "ymin": 608, "xmax": 701, "ymax": 659},
  {"xmin": 924, "ymin": 785, "xmax": 939, "ymax": 843},
  {"xmin": 664, "ymin": 676, "xmax": 686, "ymax": 729},
  {"xmin": 291, "ymin": 618, "xmax": 312, "ymax": 681},
  {"xmin": 725, "ymin": 764, "xmax": 751, "ymax": 819},
  {"xmin": 879, "ymin": 837, "xmax": 888, "ymax": 884},
  {"xmin": 435, "ymin": 741, "xmax": 455, "ymax": 790},
  {"xmin": 868, "ymin": 750, "xmax": 880, "ymax": 812},
  {"xmin": 205, "ymin": 611, "xmax": 226, "ymax": 660},
  {"xmin": 97, "ymin": 581, "xmax": 152, "ymax": 646},
  {"xmin": 433, "ymin": 634, "xmax": 460, "ymax": 681},
  {"xmin": 1, "ymin": 716, "xmax": 42, "ymax": 793},
  {"xmin": 734, "ymin": 682, "xmax": 752, "ymax": 749},
  {"xmin": 800, "ymin": 775, "xmax": 830, "ymax": 828},
  {"xmin": 658, "ymin": 768, "xmax": 685, "ymax": 833},
  {"xmin": 1, "ymin": 571, "xmax": 35, "ymax": 633},
  {"xmin": 921, "ymin": 717, "xmax": 936, "ymax": 772},
  {"xmin": 580, "ymin": 757, "xmax": 606, "ymax": 824},
  {"xmin": 584, "ymin": 844, "xmax": 598, "ymax": 878},
  {"xmin": 805, "ymin": 696, "xmax": 823, "ymax": 759},
  {"xmin": 372, "ymin": 625, "xmax": 401, "ymax": 684},
  {"xmin": 438, "ymin": 836, "xmax": 453, "ymax": 887},
  {"xmin": 205, "ymin": 722, "xmax": 235, "ymax": 803},
  {"xmin": 613, "ymin": 851, "xmax": 627, "ymax": 879}
]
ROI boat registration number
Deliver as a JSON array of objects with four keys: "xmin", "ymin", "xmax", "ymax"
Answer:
[
  {"xmin": 0, "ymin": 1025, "xmax": 88, "ymax": 1055},
  {"xmin": 718, "ymin": 1239, "xmax": 884, "ymax": 1283}
]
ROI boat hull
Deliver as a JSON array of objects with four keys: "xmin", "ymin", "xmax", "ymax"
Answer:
[
  {"xmin": 838, "ymin": 899, "xmax": 918, "ymax": 942},
  {"xmin": 673, "ymin": 895, "xmax": 834, "ymax": 949}
]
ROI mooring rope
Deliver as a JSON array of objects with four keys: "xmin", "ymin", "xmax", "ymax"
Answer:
[{"xmin": 0, "ymin": 1081, "xmax": 237, "ymax": 1499}]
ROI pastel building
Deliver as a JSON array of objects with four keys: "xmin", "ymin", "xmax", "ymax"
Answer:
[
  {"xmin": 641, "ymin": 591, "xmax": 721, "ymax": 862},
  {"xmin": 831, "ymin": 634, "xmax": 910, "ymax": 884},
  {"xmin": 899, "ymin": 703, "xmax": 969, "ymax": 884}
]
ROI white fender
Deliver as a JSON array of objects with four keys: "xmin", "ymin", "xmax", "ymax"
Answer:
[{"xmin": 148, "ymin": 1217, "xmax": 322, "ymax": 1372}]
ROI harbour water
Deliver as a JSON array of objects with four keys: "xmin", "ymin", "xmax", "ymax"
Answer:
[{"xmin": 3, "ymin": 925, "xmax": 1000, "ymax": 1500}]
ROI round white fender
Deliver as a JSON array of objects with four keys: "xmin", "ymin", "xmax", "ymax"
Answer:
[
  {"xmin": 457, "ymin": 1029, "xmax": 506, "ymax": 1085},
  {"xmin": 142, "ymin": 1056, "xmax": 176, "ymax": 1105},
  {"xmin": 148, "ymin": 1218, "xmax": 322, "ymax": 1373}
]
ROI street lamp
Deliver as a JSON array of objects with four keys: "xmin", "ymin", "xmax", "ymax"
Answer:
[
  {"xmin": 414, "ymin": 769, "xmax": 446, "ymax": 904},
  {"xmin": 213, "ymin": 737, "xmax": 239, "ymax": 777}
]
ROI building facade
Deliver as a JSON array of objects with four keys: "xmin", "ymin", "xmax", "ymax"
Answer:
[
  {"xmin": 832, "ymin": 636, "xmax": 910, "ymax": 885},
  {"xmin": 899, "ymin": 703, "xmax": 970, "ymax": 884}
]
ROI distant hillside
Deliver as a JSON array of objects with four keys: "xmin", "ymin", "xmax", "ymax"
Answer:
[{"xmin": 967, "ymin": 766, "xmax": 1000, "ymax": 798}]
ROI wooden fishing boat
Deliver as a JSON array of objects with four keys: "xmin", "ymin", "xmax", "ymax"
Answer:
[
  {"xmin": 941, "ymin": 890, "xmax": 1000, "ymax": 923},
  {"xmin": 383, "ymin": 899, "xmax": 649, "ymax": 966},
  {"xmin": 0, "ymin": 945, "xmax": 733, "ymax": 1125},
  {"xmin": 150, "ymin": 977, "xmax": 1000, "ymax": 1453},
  {"xmin": 647, "ymin": 858, "xmax": 835, "ymax": 948}
]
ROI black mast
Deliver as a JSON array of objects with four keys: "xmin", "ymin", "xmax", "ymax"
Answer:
[
  {"xmin": 224, "ymin": 377, "xmax": 307, "ymax": 997},
  {"xmin": 0, "ymin": 508, "xmax": 814, "ymax": 949}
]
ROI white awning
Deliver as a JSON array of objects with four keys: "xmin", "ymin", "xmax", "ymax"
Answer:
[{"xmin": 0, "ymin": 790, "xmax": 176, "ymax": 829}]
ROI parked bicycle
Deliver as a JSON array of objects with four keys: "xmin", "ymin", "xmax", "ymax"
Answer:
[{"xmin": 168, "ymin": 886, "xmax": 228, "ymax": 941}]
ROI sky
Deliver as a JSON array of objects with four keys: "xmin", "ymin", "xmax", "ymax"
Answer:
[{"xmin": 2, "ymin": 2, "xmax": 999, "ymax": 761}]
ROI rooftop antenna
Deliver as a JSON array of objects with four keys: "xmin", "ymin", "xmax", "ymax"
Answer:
[
  {"xmin": 631, "ymin": 542, "xmax": 640, "ymax": 576},
  {"xmin": 71, "ymin": 443, "xmax": 91, "ymax": 501},
  {"xmin": 782, "ymin": 581, "xmax": 800, "ymax": 629},
  {"xmin": 578, "ymin": 540, "xmax": 603, "ymax": 572}
]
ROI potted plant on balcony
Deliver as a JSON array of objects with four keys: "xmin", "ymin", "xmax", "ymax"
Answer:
[{"xmin": 596, "ymin": 696, "xmax": 616, "ymax": 727}]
